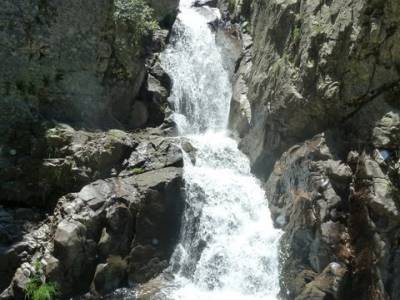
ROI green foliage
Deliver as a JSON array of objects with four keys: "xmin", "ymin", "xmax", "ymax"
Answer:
[
  {"xmin": 25, "ymin": 260, "xmax": 58, "ymax": 300},
  {"xmin": 114, "ymin": 0, "xmax": 159, "ymax": 45},
  {"xmin": 26, "ymin": 282, "xmax": 58, "ymax": 300},
  {"xmin": 131, "ymin": 167, "xmax": 145, "ymax": 174}
]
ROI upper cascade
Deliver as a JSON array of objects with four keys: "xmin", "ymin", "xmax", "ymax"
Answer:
[{"xmin": 161, "ymin": 0, "xmax": 231, "ymax": 134}]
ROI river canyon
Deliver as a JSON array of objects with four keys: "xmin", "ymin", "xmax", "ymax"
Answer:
[{"xmin": 1, "ymin": 0, "xmax": 400, "ymax": 299}]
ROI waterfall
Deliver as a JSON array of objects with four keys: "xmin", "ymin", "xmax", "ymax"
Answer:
[
  {"xmin": 155, "ymin": 0, "xmax": 283, "ymax": 299},
  {"xmin": 161, "ymin": 1, "xmax": 231, "ymax": 133}
]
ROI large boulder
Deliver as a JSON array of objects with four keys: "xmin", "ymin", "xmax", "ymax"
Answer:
[
  {"xmin": 0, "ymin": 124, "xmax": 137, "ymax": 207},
  {"xmin": 91, "ymin": 256, "xmax": 128, "ymax": 296},
  {"xmin": 41, "ymin": 165, "xmax": 184, "ymax": 297},
  {"xmin": 372, "ymin": 111, "xmax": 400, "ymax": 149},
  {"xmin": 1, "ymin": 134, "xmax": 185, "ymax": 298},
  {"xmin": 120, "ymin": 136, "xmax": 183, "ymax": 177}
]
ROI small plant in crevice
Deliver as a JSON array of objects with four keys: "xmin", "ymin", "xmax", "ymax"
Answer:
[
  {"xmin": 130, "ymin": 167, "xmax": 145, "ymax": 174},
  {"xmin": 293, "ymin": 26, "xmax": 301, "ymax": 43},
  {"xmin": 312, "ymin": 19, "xmax": 324, "ymax": 36},
  {"xmin": 25, "ymin": 260, "xmax": 58, "ymax": 300}
]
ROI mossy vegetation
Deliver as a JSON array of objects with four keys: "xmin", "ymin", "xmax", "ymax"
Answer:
[
  {"xmin": 114, "ymin": 0, "xmax": 160, "ymax": 45},
  {"xmin": 25, "ymin": 261, "xmax": 58, "ymax": 300}
]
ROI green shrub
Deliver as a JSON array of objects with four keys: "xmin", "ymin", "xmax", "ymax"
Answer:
[
  {"xmin": 25, "ymin": 261, "xmax": 58, "ymax": 300},
  {"xmin": 114, "ymin": 0, "xmax": 159, "ymax": 45}
]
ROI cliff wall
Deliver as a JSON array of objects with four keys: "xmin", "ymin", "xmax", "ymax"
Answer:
[{"xmin": 224, "ymin": 0, "xmax": 400, "ymax": 299}]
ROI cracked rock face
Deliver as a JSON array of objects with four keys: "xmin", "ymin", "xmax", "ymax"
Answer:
[
  {"xmin": 265, "ymin": 134, "xmax": 352, "ymax": 299},
  {"xmin": 0, "ymin": 0, "xmax": 178, "ymax": 207},
  {"xmin": 45, "ymin": 166, "xmax": 184, "ymax": 297},
  {"xmin": 0, "ymin": 1, "xmax": 182, "ymax": 296},
  {"xmin": 226, "ymin": 0, "xmax": 400, "ymax": 180},
  {"xmin": 1, "ymin": 141, "xmax": 185, "ymax": 299},
  {"xmin": 223, "ymin": 0, "xmax": 400, "ymax": 299}
]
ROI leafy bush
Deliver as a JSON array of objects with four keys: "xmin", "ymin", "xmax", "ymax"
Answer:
[
  {"xmin": 114, "ymin": 0, "xmax": 159, "ymax": 45},
  {"xmin": 25, "ymin": 261, "xmax": 58, "ymax": 300}
]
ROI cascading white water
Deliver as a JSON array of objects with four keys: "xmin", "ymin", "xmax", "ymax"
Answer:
[
  {"xmin": 161, "ymin": 1, "xmax": 231, "ymax": 133},
  {"xmin": 156, "ymin": 1, "xmax": 283, "ymax": 299}
]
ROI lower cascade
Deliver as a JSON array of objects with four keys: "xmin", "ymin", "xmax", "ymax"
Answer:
[
  {"xmin": 155, "ymin": 134, "xmax": 282, "ymax": 300},
  {"xmin": 154, "ymin": 0, "xmax": 282, "ymax": 299}
]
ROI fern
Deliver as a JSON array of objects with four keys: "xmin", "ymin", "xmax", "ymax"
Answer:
[
  {"xmin": 25, "ymin": 260, "xmax": 58, "ymax": 300},
  {"xmin": 26, "ymin": 282, "xmax": 58, "ymax": 300}
]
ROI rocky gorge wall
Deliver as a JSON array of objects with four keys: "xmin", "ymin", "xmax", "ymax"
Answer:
[
  {"xmin": 223, "ymin": 0, "xmax": 400, "ymax": 299},
  {"xmin": 0, "ymin": 0, "xmax": 178, "ymax": 207},
  {"xmin": 0, "ymin": 0, "xmax": 189, "ymax": 298}
]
